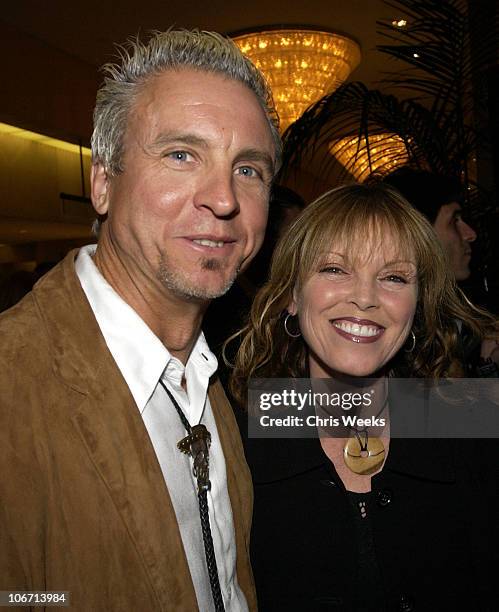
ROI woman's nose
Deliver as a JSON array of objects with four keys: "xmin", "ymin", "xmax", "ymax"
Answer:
[{"xmin": 348, "ymin": 278, "xmax": 379, "ymax": 311}]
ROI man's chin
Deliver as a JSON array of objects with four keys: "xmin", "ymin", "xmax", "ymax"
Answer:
[
  {"xmin": 172, "ymin": 271, "xmax": 238, "ymax": 301},
  {"xmin": 455, "ymin": 266, "xmax": 471, "ymax": 282},
  {"xmin": 158, "ymin": 255, "xmax": 240, "ymax": 301},
  {"xmin": 199, "ymin": 259, "xmax": 240, "ymax": 298},
  {"xmin": 202, "ymin": 272, "xmax": 238, "ymax": 299}
]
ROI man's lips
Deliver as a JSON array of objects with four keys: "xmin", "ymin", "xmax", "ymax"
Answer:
[
  {"xmin": 181, "ymin": 235, "xmax": 237, "ymax": 253},
  {"xmin": 330, "ymin": 317, "xmax": 385, "ymax": 344}
]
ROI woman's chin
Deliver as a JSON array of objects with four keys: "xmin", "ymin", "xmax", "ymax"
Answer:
[
  {"xmin": 311, "ymin": 359, "xmax": 380, "ymax": 378},
  {"xmin": 338, "ymin": 366, "xmax": 379, "ymax": 378},
  {"xmin": 309, "ymin": 349, "xmax": 393, "ymax": 379}
]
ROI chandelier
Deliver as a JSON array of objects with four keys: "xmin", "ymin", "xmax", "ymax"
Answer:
[
  {"xmin": 232, "ymin": 27, "xmax": 361, "ymax": 132},
  {"xmin": 329, "ymin": 133, "xmax": 409, "ymax": 181}
]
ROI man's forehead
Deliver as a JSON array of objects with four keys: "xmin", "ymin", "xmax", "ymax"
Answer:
[
  {"xmin": 126, "ymin": 68, "xmax": 275, "ymax": 158},
  {"xmin": 134, "ymin": 68, "xmax": 263, "ymax": 119}
]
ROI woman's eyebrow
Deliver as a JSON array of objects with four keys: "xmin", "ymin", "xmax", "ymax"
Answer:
[
  {"xmin": 319, "ymin": 251, "xmax": 346, "ymax": 259},
  {"xmin": 382, "ymin": 259, "xmax": 417, "ymax": 266}
]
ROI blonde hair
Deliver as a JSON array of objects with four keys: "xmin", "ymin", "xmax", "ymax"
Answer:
[{"xmin": 229, "ymin": 183, "xmax": 497, "ymax": 402}]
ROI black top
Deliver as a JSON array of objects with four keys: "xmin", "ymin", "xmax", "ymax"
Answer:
[
  {"xmin": 346, "ymin": 491, "xmax": 385, "ymax": 611},
  {"xmin": 239, "ymin": 429, "xmax": 498, "ymax": 612}
]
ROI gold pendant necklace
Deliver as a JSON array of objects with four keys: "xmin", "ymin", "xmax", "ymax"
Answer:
[{"xmin": 343, "ymin": 430, "xmax": 385, "ymax": 475}]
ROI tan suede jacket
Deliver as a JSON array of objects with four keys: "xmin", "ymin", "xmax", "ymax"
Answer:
[{"xmin": 0, "ymin": 250, "xmax": 256, "ymax": 611}]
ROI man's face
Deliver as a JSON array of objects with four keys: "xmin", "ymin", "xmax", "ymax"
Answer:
[
  {"xmin": 92, "ymin": 68, "xmax": 276, "ymax": 302},
  {"xmin": 432, "ymin": 202, "xmax": 477, "ymax": 281}
]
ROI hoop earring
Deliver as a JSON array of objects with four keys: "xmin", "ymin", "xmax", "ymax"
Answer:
[
  {"xmin": 284, "ymin": 313, "xmax": 301, "ymax": 338},
  {"xmin": 405, "ymin": 330, "xmax": 416, "ymax": 353}
]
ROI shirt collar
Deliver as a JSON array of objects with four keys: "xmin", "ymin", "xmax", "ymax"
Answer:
[{"xmin": 75, "ymin": 244, "xmax": 217, "ymax": 413}]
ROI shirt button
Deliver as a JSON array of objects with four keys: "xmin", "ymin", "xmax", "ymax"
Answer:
[
  {"xmin": 376, "ymin": 488, "xmax": 393, "ymax": 507},
  {"xmin": 398, "ymin": 593, "xmax": 415, "ymax": 611}
]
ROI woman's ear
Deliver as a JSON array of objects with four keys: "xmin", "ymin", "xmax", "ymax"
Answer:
[{"xmin": 287, "ymin": 287, "xmax": 299, "ymax": 315}]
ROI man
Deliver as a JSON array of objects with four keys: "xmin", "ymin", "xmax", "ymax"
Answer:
[
  {"xmin": 384, "ymin": 167, "xmax": 498, "ymax": 374},
  {"xmin": 384, "ymin": 168, "xmax": 476, "ymax": 281},
  {"xmin": 432, "ymin": 199, "xmax": 477, "ymax": 282},
  {"xmin": 0, "ymin": 30, "xmax": 280, "ymax": 611}
]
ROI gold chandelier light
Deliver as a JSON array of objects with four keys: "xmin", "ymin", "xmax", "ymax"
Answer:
[
  {"xmin": 329, "ymin": 133, "xmax": 409, "ymax": 181},
  {"xmin": 233, "ymin": 27, "xmax": 361, "ymax": 132}
]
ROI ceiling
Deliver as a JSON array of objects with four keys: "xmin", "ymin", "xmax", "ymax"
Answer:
[
  {"xmin": 2, "ymin": 0, "xmax": 402, "ymax": 88},
  {"xmin": 0, "ymin": 1, "xmax": 408, "ymax": 255}
]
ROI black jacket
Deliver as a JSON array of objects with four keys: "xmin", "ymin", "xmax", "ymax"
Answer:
[{"xmin": 242, "ymin": 432, "xmax": 498, "ymax": 612}]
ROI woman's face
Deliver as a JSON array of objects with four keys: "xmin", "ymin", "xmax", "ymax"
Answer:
[{"xmin": 289, "ymin": 230, "xmax": 418, "ymax": 378}]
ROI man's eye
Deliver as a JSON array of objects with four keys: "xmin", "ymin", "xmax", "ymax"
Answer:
[
  {"xmin": 236, "ymin": 166, "xmax": 260, "ymax": 178},
  {"xmin": 166, "ymin": 151, "xmax": 191, "ymax": 162}
]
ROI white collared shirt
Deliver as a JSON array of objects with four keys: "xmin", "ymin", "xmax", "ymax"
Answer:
[{"xmin": 75, "ymin": 244, "xmax": 247, "ymax": 612}]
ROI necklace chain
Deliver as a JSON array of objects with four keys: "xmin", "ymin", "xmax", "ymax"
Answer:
[{"xmin": 159, "ymin": 380, "xmax": 225, "ymax": 612}]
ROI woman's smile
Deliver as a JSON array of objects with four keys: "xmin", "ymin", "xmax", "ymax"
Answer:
[{"xmin": 330, "ymin": 317, "xmax": 385, "ymax": 343}]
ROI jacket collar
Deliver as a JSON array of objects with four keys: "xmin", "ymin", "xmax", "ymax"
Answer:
[{"xmin": 244, "ymin": 432, "xmax": 456, "ymax": 485}]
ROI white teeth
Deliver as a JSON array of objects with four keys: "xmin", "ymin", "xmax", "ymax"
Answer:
[
  {"xmin": 193, "ymin": 239, "xmax": 224, "ymax": 248},
  {"xmin": 333, "ymin": 321, "xmax": 381, "ymax": 337}
]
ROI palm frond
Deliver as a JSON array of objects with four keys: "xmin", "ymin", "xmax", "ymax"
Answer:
[{"xmin": 279, "ymin": 81, "xmax": 455, "ymax": 183}]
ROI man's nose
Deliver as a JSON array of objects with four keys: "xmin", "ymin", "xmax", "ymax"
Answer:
[
  {"xmin": 193, "ymin": 170, "xmax": 239, "ymax": 217},
  {"xmin": 348, "ymin": 278, "xmax": 379, "ymax": 311},
  {"xmin": 459, "ymin": 220, "xmax": 477, "ymax": 243}
]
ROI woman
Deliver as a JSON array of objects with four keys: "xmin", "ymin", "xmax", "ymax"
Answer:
[{"xmin": 229, "ymin": 183, "xmax": 498, "ymax": 611}]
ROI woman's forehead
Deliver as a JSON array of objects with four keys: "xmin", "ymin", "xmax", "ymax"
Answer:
[{"xmin": 314, "ymin": 224, "xmax": 416, "ymax": 264}]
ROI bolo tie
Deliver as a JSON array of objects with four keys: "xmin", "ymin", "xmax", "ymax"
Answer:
[{"xmin": 159, "ymin": 380, "xmax": 225, "ymax": 612}]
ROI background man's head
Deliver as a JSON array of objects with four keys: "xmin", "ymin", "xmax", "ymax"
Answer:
[
  {"xmin": 384, "ymin": 167, "xmax": 477, "ymax": 281},
  {"xmin": 245, "ymin": 185, "xmax": 305, "ymax": 287},
  {"xmin": 89, "ymin": 30, "xmax": 281, "ymax": 302}
]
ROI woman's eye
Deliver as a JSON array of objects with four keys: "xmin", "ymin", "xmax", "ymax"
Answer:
[
  {"xmin": 383, "ymin": 274, "xmax": 407, "ymax": 284},
  {"xmin": 319, "ymin": 266, "xmax": 345, "ymax": 275}
]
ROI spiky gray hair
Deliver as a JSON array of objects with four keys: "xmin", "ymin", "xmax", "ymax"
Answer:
[{"xmin": 91, "ymin": 29, "xmax": 281, "ymax": 176}]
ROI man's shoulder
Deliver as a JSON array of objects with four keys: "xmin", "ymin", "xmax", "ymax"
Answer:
[
  {"xmin": 0, "ymin": 253, "xmax": 81, "ymax": 374},
  {"xmin": 0, "ymin": 290, "xmax": 46, "ymax": 361}
]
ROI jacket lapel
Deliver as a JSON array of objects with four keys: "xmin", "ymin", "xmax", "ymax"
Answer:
[{"xmin": 209, "ymin": 379, "xmax": 257, "ymax": 610}]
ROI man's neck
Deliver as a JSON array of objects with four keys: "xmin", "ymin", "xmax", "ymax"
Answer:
[
  {"xmin": 154, "ymin": 310, "xmax": 205, "ymax": 365},
  {"xmin": 93, "ymin": 246, "xmax": 207, "ymax": 365}
]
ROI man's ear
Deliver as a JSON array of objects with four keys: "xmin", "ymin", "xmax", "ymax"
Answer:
[{"xmin": 91, "ymin": 163, "xmax": 111, "ymax": 215}]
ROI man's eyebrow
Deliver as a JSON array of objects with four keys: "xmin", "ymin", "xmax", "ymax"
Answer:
[
  {"xmin": 149, "ymin": 131, "xmax": 209, "ymax": 151},
  {"xmin": 234, "ymin": 148, "xmax": 275, "ymax": 177}
]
